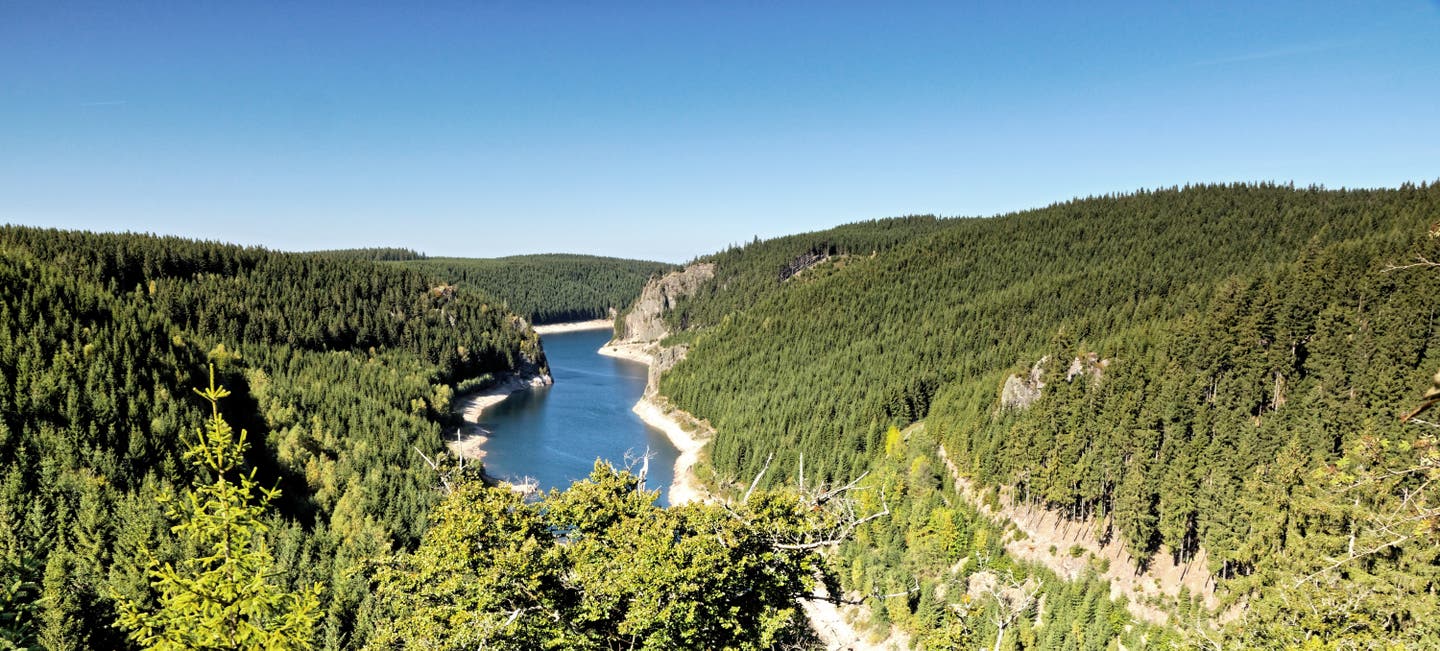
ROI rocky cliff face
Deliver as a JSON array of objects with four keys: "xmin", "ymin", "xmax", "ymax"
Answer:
[
  {"xmin": 613, "ymin": 263, "xmax": 715, "ymax": 344},
  {"xmin": 640, "ymin": 343, "xmax": 688, "ymax": 397},
  {"xmin": 607, "ymin": 263, "xmax": 714, "ymax": 397}
]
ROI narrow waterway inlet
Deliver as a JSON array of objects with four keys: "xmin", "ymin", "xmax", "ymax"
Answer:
[{"xmin": 476, "ymin": 329, "xmax": 681, "ymax": 505}]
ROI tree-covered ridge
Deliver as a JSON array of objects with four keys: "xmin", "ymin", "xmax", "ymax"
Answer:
[
  {"xmin": 650, "ymin": 182, "xmax": 1440, "ymax": 645},
  {"xmin": 0, "ymin": 226, "xmax": 543, "ymax": 648},
  {"xmin": 662, "ymin": 215, "xmax": 950, "ymax": 333},
  {"xmin": 0, "ymin": 227, "xmax": 543, "ymax": 383},
  {"xmin": 667, "ymin": 184, "xmax": 1430, "ymax": 484},
  {"xmin": 399, "ymin": 254, "xmax": 674, "ymax": 325},
  {"xmin": 309, "ymin": 247, "xmax": 428, "ymax": 261}
]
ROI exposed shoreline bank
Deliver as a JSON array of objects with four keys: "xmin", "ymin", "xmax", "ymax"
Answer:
[
  {"xmin": 602, "ymin": 340, "xmax": 898, "ymax": 647},
  {"xmin": 532, "ymin": 318, "xmax": 614, "ymax": 334},
  {"xmin": 446, "ymin": 370, "xmax": 552, "ymax": 463},
  {"xmin": 597, "ymin": 341, "xmax": 654, "ymax": 365},
  {"xmin": 598, "ymin": 342, "xmax": 711, "ymax": 505}
]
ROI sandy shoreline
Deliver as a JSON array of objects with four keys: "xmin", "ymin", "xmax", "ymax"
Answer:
[
  {"xmin": 446, "ymin": 372, "xmax": 552, "ymax": 462},
  {"xmin": 533, "ymin": 319, "xmax": 614, "ymax": 334},
  {"xmin": 598, "ymin": 342, "xmax": 711, "ymax": 505},
  {"xmin": 605, "ymin": 341, "xmax": 896, "ymax": 644},
  {"xmin": 632, "ymin": 396, "xmax": 710, "ymax": 506},
  {"xmin": 597, "ymin": 341, "xmax": 655, "ymax": 365}
]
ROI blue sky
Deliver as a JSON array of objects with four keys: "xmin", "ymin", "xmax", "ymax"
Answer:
[{"xmin": 2, "ymin": 1, "xmax": 1437, "ymax": 263}]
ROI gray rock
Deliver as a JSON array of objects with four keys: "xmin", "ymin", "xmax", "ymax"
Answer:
[
  {"xmin": 614, "ymin": 262, "xmax": 715, "ymax": 344},
  {"xmin": 1000, "ymin": 356, "xmax": 1048, "ymax": 410}
]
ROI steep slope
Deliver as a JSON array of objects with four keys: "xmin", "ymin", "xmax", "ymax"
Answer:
[
  {"xmin": 599, "ymin": 263, "xmax": 717, "ymax": 506},
  {"xmin": 629, "ymin": 183, "xmax": 1440, "ymax": 646}
]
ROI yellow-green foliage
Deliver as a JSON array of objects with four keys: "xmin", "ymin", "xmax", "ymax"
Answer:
[
  {"xmin": 365, "ymin": 462, "xmax": 830, "ymax": 651},
  {"xmin": 837, "ymin": 421, "xmax": 1165, "ymax": 649},
  {"xmin": 883, "ymin": 425, "xmax": 904, "ymax": 458},
  {"xmin": 114, "ymin": 368, "xmax": 322, "ymax": 650}
]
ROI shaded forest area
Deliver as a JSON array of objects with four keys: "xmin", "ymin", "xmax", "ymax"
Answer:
[
  {"xmin": 398, "ymin": 254, "xmax": 673, "ymax": 325},
  {"xmin": 655, "ymin": 183, "xmax": 1440, "ymax": 647}
]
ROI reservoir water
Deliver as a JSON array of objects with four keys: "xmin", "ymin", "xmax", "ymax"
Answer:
[{"xmin": 478, "ymin": 329, "xmax": 681, "ymax": 505}]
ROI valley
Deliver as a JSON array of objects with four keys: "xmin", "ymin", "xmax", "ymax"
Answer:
[
  {"xmin": 2, "ymin": 183, "xmax": 1438, "ymax": 649},
  {"xmin": 10, "ymin": 4, "xmax": 1438, "ymax": 648}
]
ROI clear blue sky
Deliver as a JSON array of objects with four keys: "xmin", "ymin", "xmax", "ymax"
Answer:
[{"xmin": 3, "ymin": 2, "xmax": 1437, "ymax": 263}]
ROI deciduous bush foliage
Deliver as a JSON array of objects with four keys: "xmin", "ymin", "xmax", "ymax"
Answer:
[
  {"xmin": 840, "ymin": 425, "xmax": 1167, "ymax": 650},
  {"xmin": 365, "ymin": 462, "xmax": 828, "ymax": 651}
]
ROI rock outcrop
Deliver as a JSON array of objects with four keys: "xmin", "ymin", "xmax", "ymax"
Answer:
[
  {"xmin": 639, "ymin": 343, "xmax": 688, "ymax": 397},
  {"xmin": 601, "ymin": 263, "xmax": 720, "ymax": 507},
  {"xmin": 1000, "ymin": 356, "xmax": 1048, "ymax": 410},
  {"xmin": 1065, "ymin": 351, "xmax": 1110, "ymax": 383},
  {"xmin": 614, "ymin": 263, "xmax": 715, "ymax": 345},
  {"xmin": 1000, "ymin": 353, "xmax": 1112, "ymax": 411},
  {"xmin": 778, "ymin": 246, "xmax": 831, "ymax": 283},
  {"xmin": 608, "ymin": 262, "xmax": 715, "ymax": 396}
]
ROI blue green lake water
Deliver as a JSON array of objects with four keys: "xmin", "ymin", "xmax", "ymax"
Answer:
[{"xmin": 477, "ymin": 329, "xmax": 680, "ymax": 505}]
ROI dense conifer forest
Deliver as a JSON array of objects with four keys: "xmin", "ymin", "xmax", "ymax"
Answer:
[
  {"xmin": 0, "ymin": 227, "xmax": 822, "ymax": 650},
  {"xmin": 398, "ymin": 254, "xmax": 674, "ymax": 325},
  {"xmin": 309, "ymin": 247, "xmax": 429, "ymax": 262},
  {"xmin": 652, "ymin": 182, "xmax": 1440, "ymax": 647},
  {"xmin": 4, "ymin": 182, "xmax": 1437, "ymax": 649},
  {"xmin": 0, "ymin": 226, "xmax": 546, "ymax": 648}
]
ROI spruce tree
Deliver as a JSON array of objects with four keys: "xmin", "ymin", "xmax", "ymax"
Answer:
[{"xmin": 113, "ymin": 367, "xmax": 322, "ymax": 650}]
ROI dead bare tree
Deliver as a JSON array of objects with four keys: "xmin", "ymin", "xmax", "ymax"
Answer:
[
  {"xmin": 969, "ymin": 568, "xmax": 1041, "ymax": 651},
  {"xmin": 623, "ymin": 446, "xmax": 655, "ymax": 493},
  {"xmin": 1381, "ymin": 254, "xmax": 1440, "ymax": 274}
]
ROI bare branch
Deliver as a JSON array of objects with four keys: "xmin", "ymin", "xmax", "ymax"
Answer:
[
  {"xmin": 806, "ymin": 593, "xmax": 867, "ymax": 606},
  {"xmin": 1381, "ymin": 255, "xmax": 1440, "ymax": 274},
  {"xmin": 814, "ymin": 470, "xmax": 871, "ymax": 506},
  {"xmin": 1401, "ymin": 398, "xmax": 1440, "ymax": 422},
  {"xmin": 1291, "ymin": 534, "xmax": 1411, "ymax": 588},
  {"xmin": 625, "ymin": 446, "xmax": 653, "ymax": 491},
  {"xmin": 743, "ymin": 452, "xmax": 774, "ymax": 503},
  {"xmin": 872, "ymin": 578, "xmax": 920, "ymax": 600},
  {"xmin": 414, "ymin": 445, "xmax": 452, "ymax": 494},
  {"xmin": 773, "ymin": 492, "xmax": 890, "ymax": 550}
]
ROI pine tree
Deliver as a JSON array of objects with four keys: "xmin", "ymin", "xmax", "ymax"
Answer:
[
  {"xmin": 113, "ymin": 367, "xmax": 322, "ymax": 650},
  {"xmin": 0, "ymin": 549, "xmax": 40, "ymax": 650}
]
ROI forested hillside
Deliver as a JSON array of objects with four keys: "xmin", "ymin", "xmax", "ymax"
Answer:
[
  {"xmin": 0, "ymin": 226, "xmax": 544, "ymax": 647},
  {"xmin": 7, "ymin": 182, "xmax": 1437, "ymax": 649},
  {"xmin": 310, "ymin": 247, "xmax": 428, "ymax": 261},
  {"xmin": 399, "ymin": 254, "xmax": 673, "ymax": 325},
  {"xmin": 648, "ymin": 183, "xmax": 1440, "ymax": 647}
]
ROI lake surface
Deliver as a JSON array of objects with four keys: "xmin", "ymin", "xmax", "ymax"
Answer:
[{"xmin": 478, "ymin": 329, "xmax": 680, "ymax": 505}]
